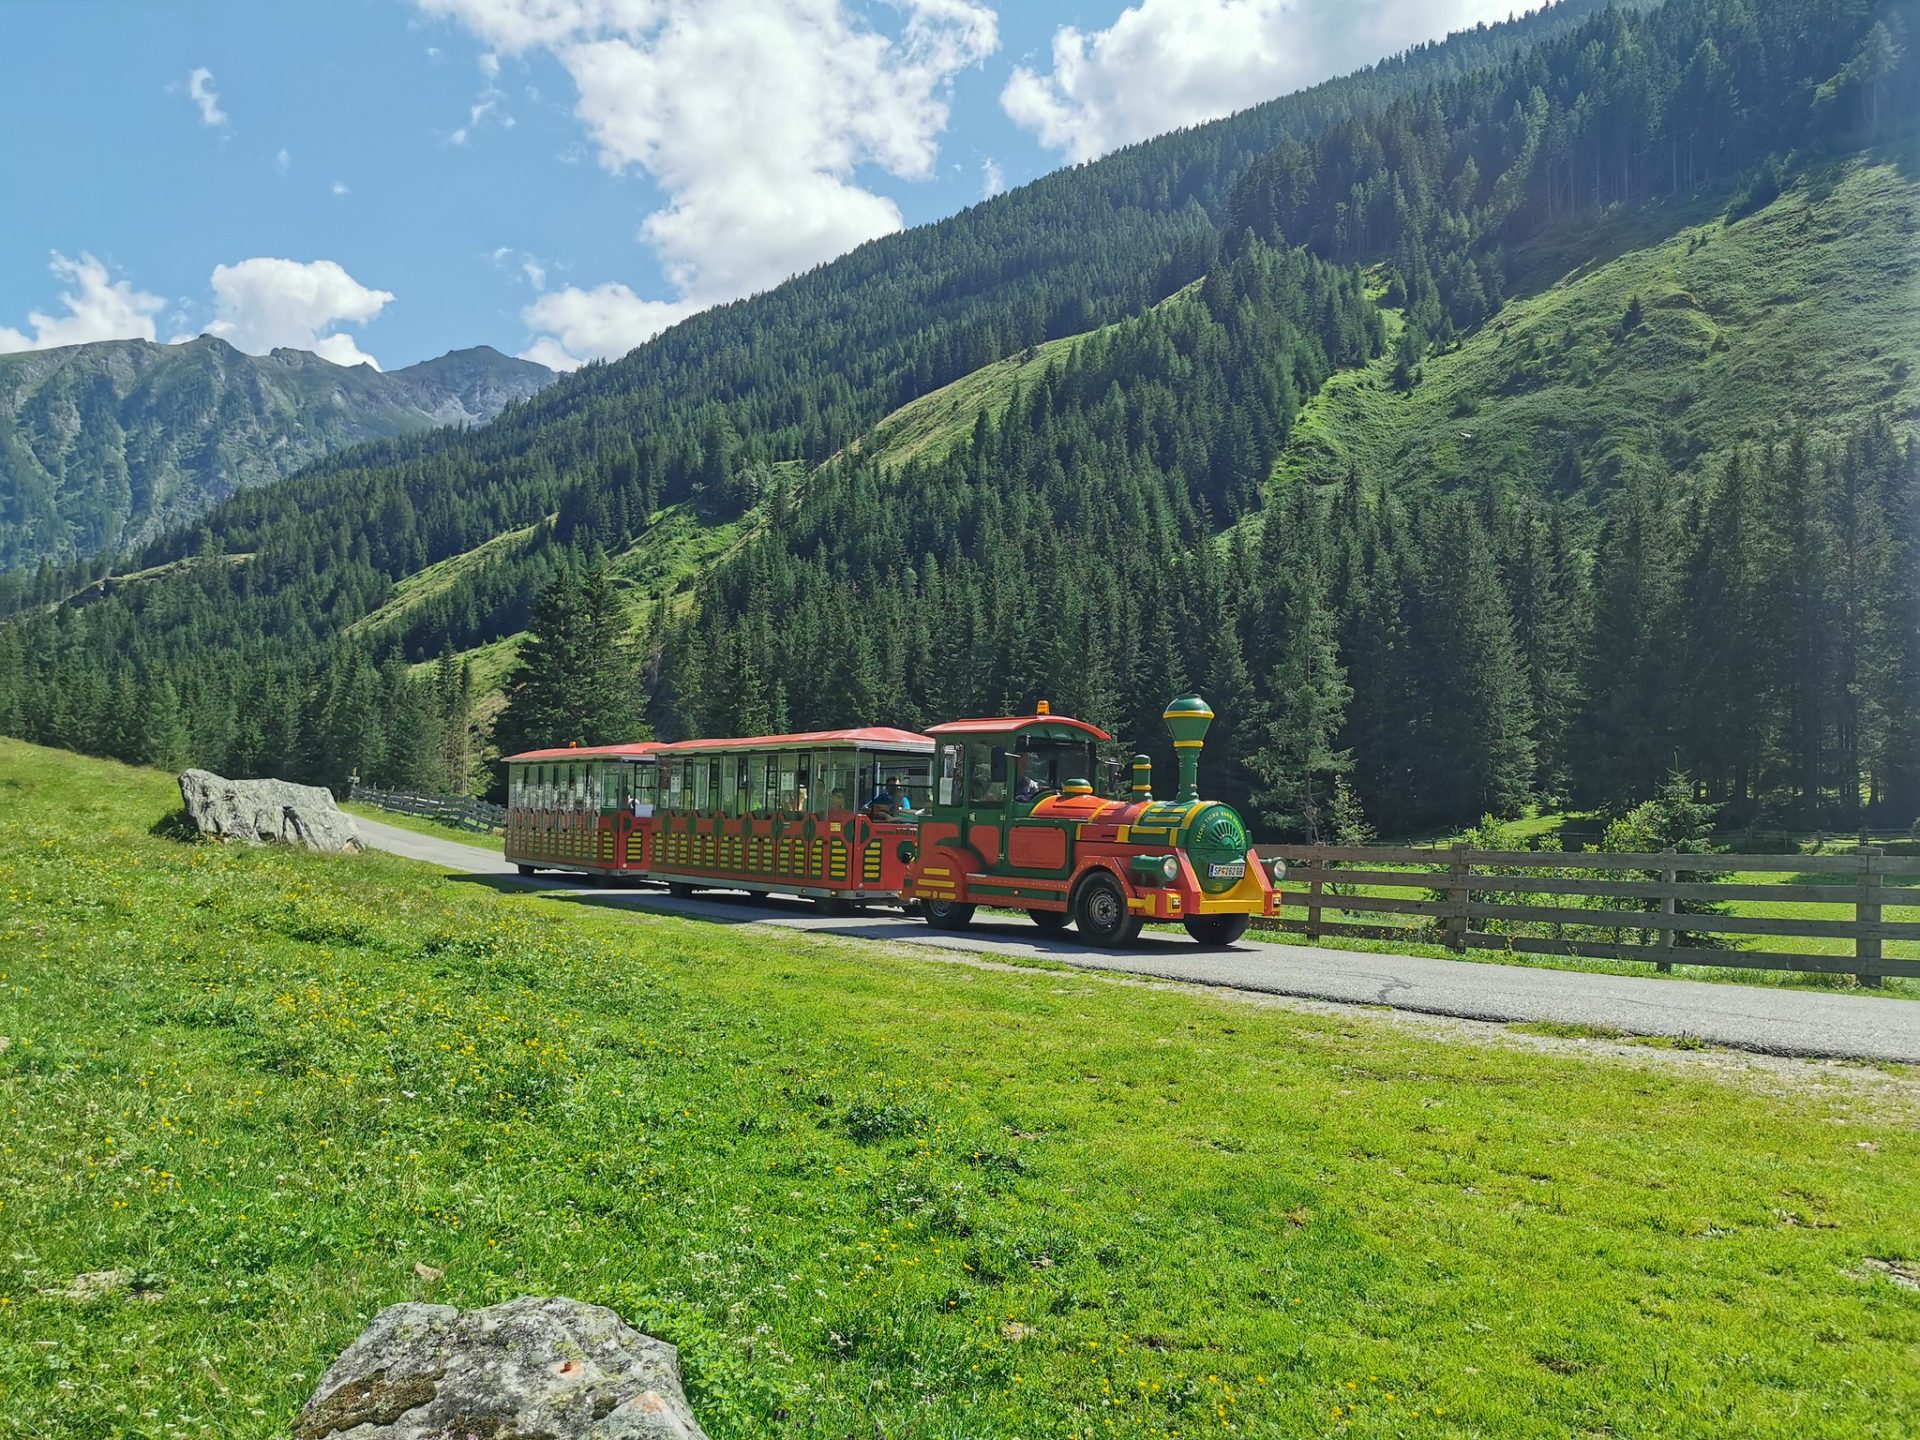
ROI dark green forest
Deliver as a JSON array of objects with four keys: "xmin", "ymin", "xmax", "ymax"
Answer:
[{"xmin": 0, "ymin": 0, "xmax": 1915, "ymax": 838}]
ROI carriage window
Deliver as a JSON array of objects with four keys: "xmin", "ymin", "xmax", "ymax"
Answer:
[
  {"xmin": 661, "ymin": 759, "xmax": 682, "ymax": 811},
  {"xmin": 937, "ymin": 744, "xmax": 962, "ymax": 807},
  {"xmin": 575, "ymin": 765, "xmax": 590, "ymax": 808},
  {"xmin": 746, "ymin": 753, "xmax": 769, "ymax": 816},
  {"xmin": 875, "ymin": 755, "xmax": 930, "ymax": 812},
  {"xmin": 822, "ymin": 752, "xmax": 856, "ymax": 812},
  {"xmin": 774, "ymin": 753, "xmax": 801, "ymax": 811},
  {"xmin": 600, "ymin": 765, "xmax": 624, "ymax": 810},
  {"xmin": 691, "ymin": 758, "xmax": 710, "ymax": 812},
  {"xmin": 721, "ymin": 755, "xmax": 741, "ymax": 814},
  {"xmin": 808, "ymin": 750, "xmax": 833, "ymax": 814},
  {"xmin": 632, "ymin": 764, "xmax": 656, "ymax": 814}
]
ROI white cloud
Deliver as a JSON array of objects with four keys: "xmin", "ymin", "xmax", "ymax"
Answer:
[
  {"xmin": 519, "ymin": 282, "xmax": 697, "ymax": 370},
  {"xmin": 981, "ymin": 156, "xmax": 1005, "ymax": 199},
  {"xmin": 276, "ymin": 147, "xmax": 291, "ymax": 175},
  {"xmin": 451, "ymin": 50, "xmax": 514, "ymax": 144},
  {"xmin": 331, "ymin": 180, "xmax": 351, "ymax": 196},
  {"xmin": 0, "ymin": 252, "xmax": 167, "ymax": 353},
  {"xmin": 415, "ymin": 0, "xmax": 998, "ymax": 366},
  {"xmin": 489, "ymin": 246, "xmax": 549, "ymax": 290},
  {"xmin": 187, "ymin": 66, "xmax": 228, "ymax": 128},
  {"xmin": 197, "ymin": 258, "xmax": 395, "ymax": 369},
  {"xmin": 1004, "ymin": 0, "xmax": 1514, "ymax": 162}
]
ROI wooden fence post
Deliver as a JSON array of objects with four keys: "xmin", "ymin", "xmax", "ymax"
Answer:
[
  {"xmin": 1444, "ymin": 842, "xmax": 1469, "ymax": 952},
  {"xmin": 1857, "ymin": 844, "xmax": 1884, "ymax": 989},
  {"xmin": 1657, "ymin": 846, "xmax": 1677, "ymax": 973},
  {"xmin": 1306, "ymin": 853, "xmax": 1324, "ymax": 942}
]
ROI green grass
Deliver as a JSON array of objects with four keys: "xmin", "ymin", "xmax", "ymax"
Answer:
[
  {"xmin": 340, "ymin": 801, "xmax": 505, "ymax": 854},
  {"xmin": 850, "ymin": 330, "xmax": 1092, "ymax": 475},
  {"xmin": 4, "ymin": 738, "xmax": 1919, "ymax": 1439},
  {"xmin": 345, "ymin": 522, "xmax": 541, "ymax": 641},
  {"xmin": 1269, "ymin": 146, "xmax": 1920, "ymax": 499}
]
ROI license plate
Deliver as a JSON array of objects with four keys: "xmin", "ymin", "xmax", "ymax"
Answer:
[{"xmin": 1207, "ymin": 861, "xmax": 1244, "ymax": 880}]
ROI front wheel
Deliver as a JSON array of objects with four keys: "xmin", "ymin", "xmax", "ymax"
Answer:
[
  {"xmin": 1074, "ymin": 872, "xmax": 1142, "ymax": 948},
  {"xmin": 515, "ymin": 864, "xmax": 536, "ymax": 877},
  {"xmin": 667, "ymin": 881, "xmax": 697, "ymax": 899},
  {"xmin": 1184, "ymin": 914, "xmax": 1250, "ymax": 948},
  {"xmin": 1030, "ymin": 909, "xmax": 1071, "ymax": 932},
  {"xmin": 923, "ymin": 899, "xmax": 976, "ymax": 930}
]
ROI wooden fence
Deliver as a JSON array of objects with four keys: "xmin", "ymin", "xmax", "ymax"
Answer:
[
  {"xmin": 350, "ymin": 783, "xmax": 506, "ymax": 836},
  {"xmin": 1254, "ymin": 843, "xmax": 1920, "ymax": 985}
]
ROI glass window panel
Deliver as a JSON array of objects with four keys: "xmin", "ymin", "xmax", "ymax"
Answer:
[
  {"xmin": 746, "ymin": 753, "xmax": 768, "ymax": 816},
  {"xmin": 823, "ymin": 753, "xmax": 856, "ymax": 812},
  {"xmin": 775, "ymin": 753, "xmax": 800, "ymax": 811},
  {"xmin": 937, "ymin": 744, "xmax": 962, "ymax": 807},
  {"xmin": 692, "ymin": 759, "xmax": 710, "ymax": 812}
]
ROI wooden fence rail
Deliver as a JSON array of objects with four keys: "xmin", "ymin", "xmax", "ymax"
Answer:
[
  {"xmin": 349, "ymin": 783, "xmax": 506, "ymax": 836},
  {"xmin": 1253, "ymin": 842, "xmax": 1920, "ymax": 985}
]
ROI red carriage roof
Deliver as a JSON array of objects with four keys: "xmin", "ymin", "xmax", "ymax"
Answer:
[
  {"xmin": 925, "ymin": 713, "xmax": 1112, "ymax": 741},
  {"xmin": 658, "ymin": 726, "xmax": 933, "ymax": 754},
  {"xmin": 503, "ymin": 741, "xmax": 664, "ymax": 762}
]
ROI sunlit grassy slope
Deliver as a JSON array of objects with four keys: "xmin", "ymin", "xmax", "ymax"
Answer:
[
  {"xmin": 1274, "ymin": 146, "xmax": 1920, "ymax": 500},
  {"xmin": 3, "ymin": 739, "xmax": 1917, "ymax": 1439}
]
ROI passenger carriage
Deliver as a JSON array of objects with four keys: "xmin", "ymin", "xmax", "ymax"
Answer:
[
  {"xmin": 504, "ymin": 741, "xmax": 663, "ymax": 878},
  {"xmin": 647, "ymin": 727, "xmax": 933, "ymax": 910}
]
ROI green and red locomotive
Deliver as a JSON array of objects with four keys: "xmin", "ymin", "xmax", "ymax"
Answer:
[
  {"xmin": 902, "ymin": 695, "xmax": 1282, "ymax": 946},
  {"xmin": 502, "ymin": 693, "xmax": 1280, "ymax": 947}
]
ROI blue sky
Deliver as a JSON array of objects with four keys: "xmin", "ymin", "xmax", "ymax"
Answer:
[{"xmin": 0, "ymin": 0, "xmax": 1511, "ymax": 371}]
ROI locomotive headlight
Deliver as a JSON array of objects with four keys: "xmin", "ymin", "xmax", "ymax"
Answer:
[
  {"xmin": 1159, "ymin": 854, "xmax": 1179, "ymax": 884},
  {"xmin": 1269, "ymin": 857, "xmax": 1288, "ymax": 884}
]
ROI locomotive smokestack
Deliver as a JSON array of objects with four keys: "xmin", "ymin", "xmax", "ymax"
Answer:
[{"xmin": 1163, "ymin": 694, "xmax": 1213, "ymax": 804}]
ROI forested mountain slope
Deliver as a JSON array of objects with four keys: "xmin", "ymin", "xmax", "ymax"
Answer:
[
  {"xmin": 1, "ymin": 0, "xmax": 1915, "ymax": 841},
  {"xmin": 0, "ymin": 339, "xmax": 553, "ymax": 568}
]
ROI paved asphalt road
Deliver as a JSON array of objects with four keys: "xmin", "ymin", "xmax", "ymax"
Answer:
[{"xmin": 357, "ymin": 817, "xmax": 1920, "ymax": 1064}]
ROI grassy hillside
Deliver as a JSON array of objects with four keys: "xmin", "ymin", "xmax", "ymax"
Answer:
[
  {"xmin": 1272, "ymin": 146, "xmax": 1920, "ymax": 499},
  {"xmin": 4, "ymin": 740, "xmax": 1918, "ymax": 1437},
  {"xmin": 851, "ymin": 331, "xmax": 1092, "ymax": 474}
]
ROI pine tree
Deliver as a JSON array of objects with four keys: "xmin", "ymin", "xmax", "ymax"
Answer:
[
  {"xmin": 492, "ymin": 564, "xmax": 643, "ymax": 762},
  {"xmin": 1253, "ymin": 482, "xmax": 1351, "ymax": 837},
  {"xmin": 138, "ymin": 677, "xmax": 193, "ymax": 772},
  {"xmin": 1415, "ymin": 494, "xmax": 1535, "ymax": 819}
]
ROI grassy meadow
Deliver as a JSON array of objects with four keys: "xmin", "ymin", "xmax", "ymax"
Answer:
[{"xmin": 3, "ymin": 738, "xmax": 1918, "ymax": 1438}]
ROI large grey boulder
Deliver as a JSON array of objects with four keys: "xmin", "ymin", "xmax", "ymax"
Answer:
[
  {"xmin": 291, "ymin": 1298, "xmax": 708, "ymax": 1440},
  {"xmin": 177, "ymin": 769, "xmax": 362, "ymax": 853}
]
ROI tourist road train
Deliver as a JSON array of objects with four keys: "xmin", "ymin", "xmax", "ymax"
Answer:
[{"xmin": 503, "ymin": 695, "xmax": 1284, "ymax": 947}]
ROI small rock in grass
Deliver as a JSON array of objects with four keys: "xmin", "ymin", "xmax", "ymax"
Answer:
[
  {"xmin": 292, "ymin": 1296, "xmax": 707, "ymax": 1439},
  {"xmin": 1865, "ymin": 1257, "xmax": 1920, "ymax": 1292},
  {"xmin": 999, "ymin": 1321, "xmax": 1033, "ymax": 1342},
  {"xmin": 42, "ymin": 1270, "xmax": 136, "ymax": 1301},
  {"xmin": 411, "ymin": 1262, "xmax": 443, "ymax": 1284}
]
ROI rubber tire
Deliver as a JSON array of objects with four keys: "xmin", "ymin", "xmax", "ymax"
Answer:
[
  {"xmin": 1030, "ymin": 909, "xmax": 1072, "ymax": 932},
  {"xmin": 667, "ymin": 881, "xmax": 697, "ymax": 899},
  {"xmin": 516, "ymin": 864, "xmax": 536, "ymax": 877},
  {"xmin": 1184, "ymin": 914, "xmax": 1250, "ymax": 948},
  {"xmin": 815, "ymin": 895, "xmax": 850, "ymax": 917},
  {"xmin": 923, "ymin": 899, "xmax": 976, "ymax": 930},
  {"xmin": 1074, "ymin": 871, "xmax": 1143, "ymax": 948}
]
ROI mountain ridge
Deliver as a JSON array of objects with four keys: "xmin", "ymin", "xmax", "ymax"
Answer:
[{"xmin": 0, "ymin": 337, "xmax": 553, "ymax": 568}]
